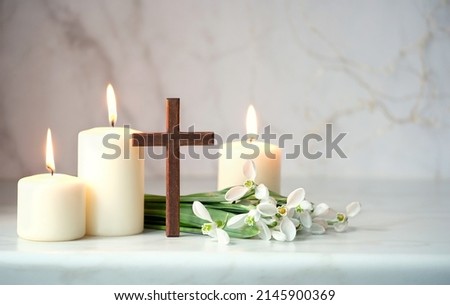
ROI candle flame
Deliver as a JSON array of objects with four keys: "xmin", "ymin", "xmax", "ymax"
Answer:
[
  {"xmin": 246, "ymin": 104, "xmax": 258, "ymax": 136},
  {"xmin": 46, "ymin": 128, "xmax": 55, "ymax": 175},
  {"xmin": 107, "ymin": 83, "xmax": 117, "ymax": 127}
]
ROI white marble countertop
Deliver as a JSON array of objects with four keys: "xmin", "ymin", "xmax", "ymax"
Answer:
[{"xmin": 1, "ymin": 177, "xmax": 450, "ymax": 284}]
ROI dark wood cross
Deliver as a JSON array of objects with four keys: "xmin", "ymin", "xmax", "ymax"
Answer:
[{"xmin": 132, "ymin": 98, "xmax": 214, "ymax": 237}]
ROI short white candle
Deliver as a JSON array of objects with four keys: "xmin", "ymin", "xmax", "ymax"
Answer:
[
  {"xmin": 17, "ymin": 129, "xmax": 86, "ymax": 242},
  {"xmin": 78, "ymin": 84, "xmax": 144, "ymax": 236},
  {"xmin": 218, "ymin": 105, "xmax": 281, "ymax": 192}
]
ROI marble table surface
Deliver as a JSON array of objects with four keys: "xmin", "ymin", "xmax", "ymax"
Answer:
[{"xmin": 1, "ymin": 177, "xmax": 449, "ymax": 284}]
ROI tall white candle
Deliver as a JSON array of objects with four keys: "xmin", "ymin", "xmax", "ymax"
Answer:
[
  {"xmin": 17, "ymin": 129, "xmax": 86, "ymax": 242},
  {"xmin": 218, "ymin": 105, "xmax": 281, "ymax": 192},
  {"xmin": 78, "ymin": 84, "xmax": 144, "ymax": 236}
]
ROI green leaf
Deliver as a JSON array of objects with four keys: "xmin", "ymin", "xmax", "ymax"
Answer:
[
  {"xmin": 145, "ymin": 188, "xmax": 232, "ymax": 204},
  {"xmin": 201, "ymin": 202, "xmax": 252, "ymax": 214},
  {"xmin": 179, "ymin": 187, "xmax": 232, "ymax": 203}
]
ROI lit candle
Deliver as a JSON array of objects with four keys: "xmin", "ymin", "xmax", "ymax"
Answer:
[
  {"xmin": 218, "ymin": 105, "xmax": 281, "ymax": 192},
  {"xmin": 17, "ymin": 129, "xmax": 86, "ymax": 241},
  {"xmin": 78, "ymin": 84, "xmax": 144, "ymax": 236}
]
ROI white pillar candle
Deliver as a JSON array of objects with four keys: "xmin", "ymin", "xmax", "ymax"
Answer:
[
  {"xmin": 217, "ymin": 105, "xmax": 282, "ymax": 193},
  {"xmin": 17, "ymin": 174, "xmax": 86, "ymax": 241},
  {"xmin": 17, "ymin": 129, "xmax": 86, "ymax": 242},
  {"xmin": 78, "ymin": 84, "xmax": 144, "ymax": 236}
]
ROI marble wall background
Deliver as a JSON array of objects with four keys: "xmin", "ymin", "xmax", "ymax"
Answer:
[{"xmin": 1, "ymin": 0, "xmax": 449, "ymax": 182}]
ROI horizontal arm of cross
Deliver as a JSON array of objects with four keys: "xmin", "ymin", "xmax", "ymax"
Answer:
[{"xmin": 132, "ymin": 132, "xmax": 214, "ymax": 147}]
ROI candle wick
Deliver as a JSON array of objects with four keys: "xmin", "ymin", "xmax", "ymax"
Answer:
[
  {"xmin": 47, "ymin": 167, "xmax": 54, "ymax": 176},
  {"xmin": 111, "ymin": 121, "xmax": 115, "ymax": 128}
]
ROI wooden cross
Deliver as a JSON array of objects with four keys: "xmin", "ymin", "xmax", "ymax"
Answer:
[{"xmin": 132, "ymin": 98, "xmax": 214, "ymax": 237}]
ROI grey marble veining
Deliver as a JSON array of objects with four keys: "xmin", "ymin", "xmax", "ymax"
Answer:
[{"xmin": 0, "ymin": 0, "xmax": 449, "ymax": 181}]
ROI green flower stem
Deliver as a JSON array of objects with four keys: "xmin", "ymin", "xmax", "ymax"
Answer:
[{"xmin": 145, "ymin": 188, "xmax": 233, "ymax": 204}]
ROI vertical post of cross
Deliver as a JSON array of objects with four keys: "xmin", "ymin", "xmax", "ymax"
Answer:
[{"xmin": 166, "ymin": 99, "xmax": 180, "ymax": 237}]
